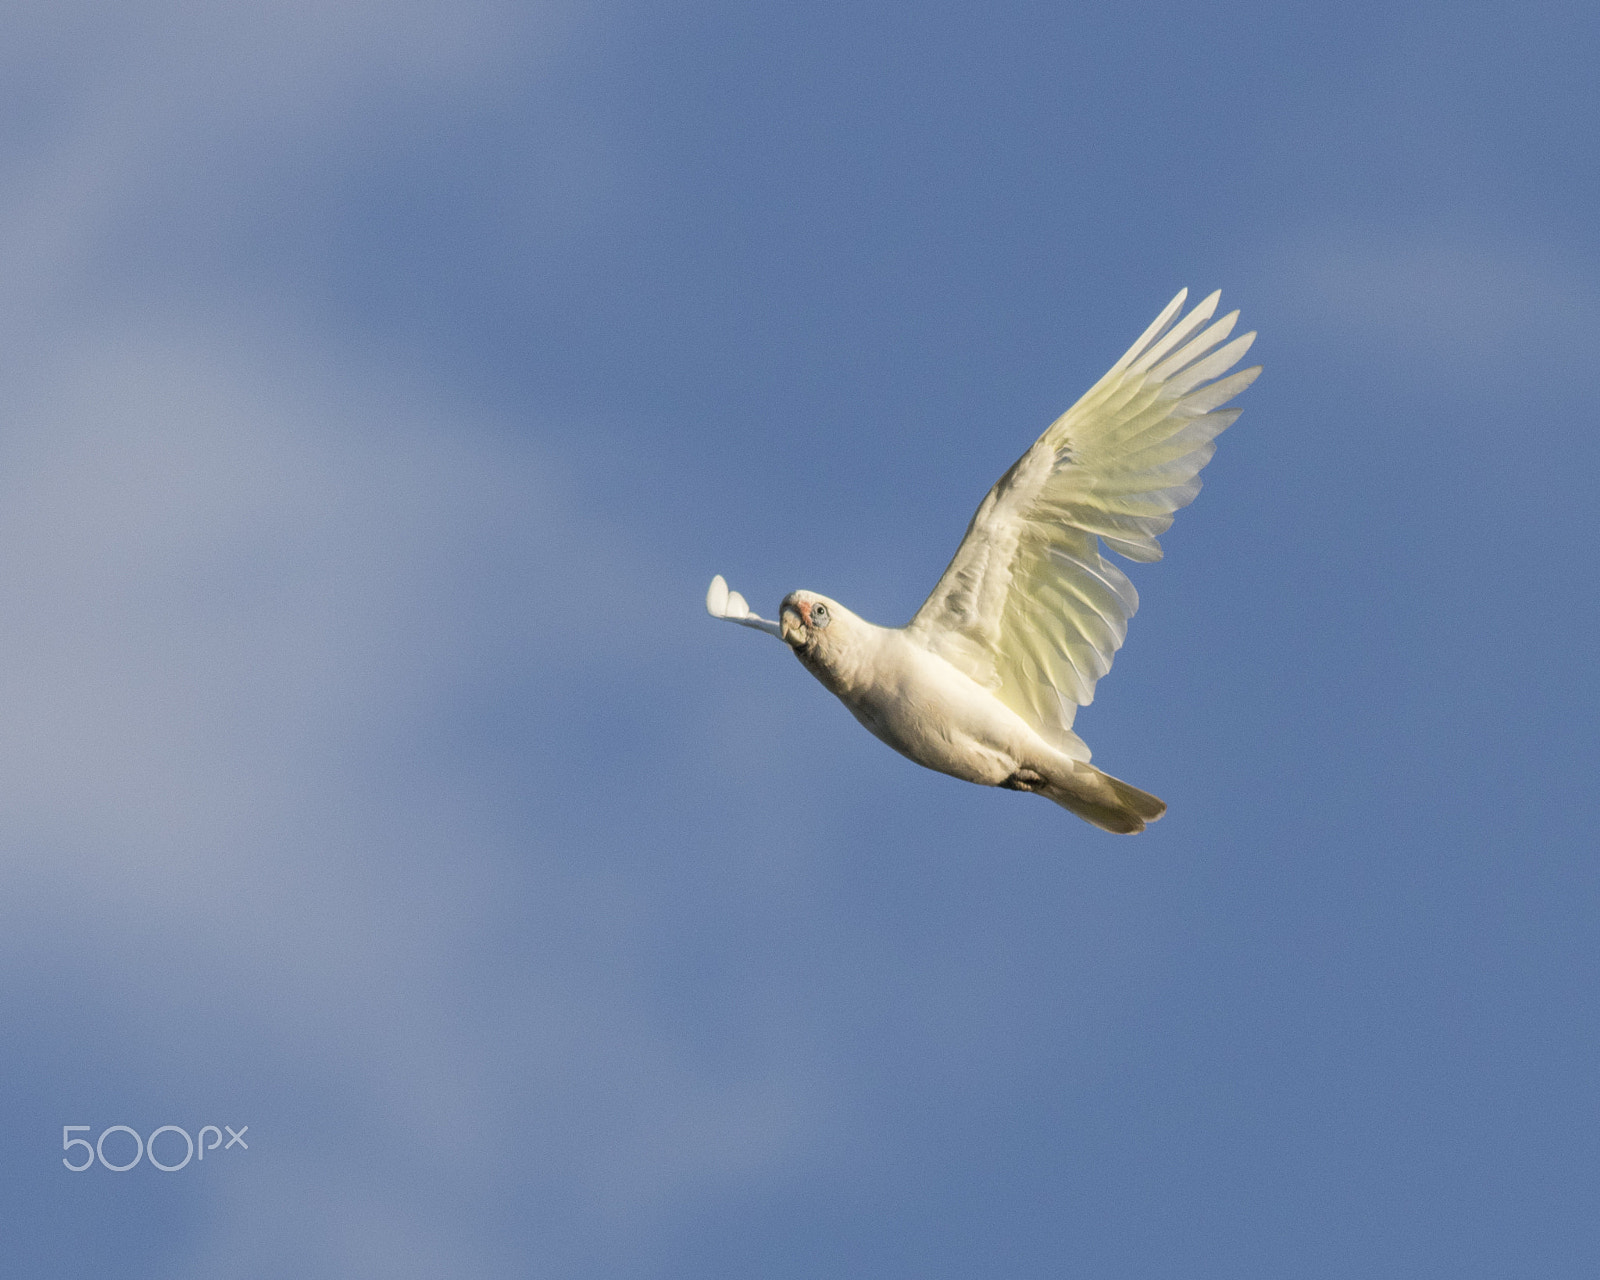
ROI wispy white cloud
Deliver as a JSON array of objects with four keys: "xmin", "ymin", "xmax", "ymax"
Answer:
[
  {"xmin": 0, "ymin": 0, "xmax": 570, "ymax": 316},
  {"xmin": 0, "ymin": 2, "xmax": 828, "ymax": 1271},
  {"xmin": 0, "ymin": 309, "xmax": 824, "ymax": 1272},
  {"xmin": 1258, "ymin": 229, "xmax": 1600, "ymax": 377}
]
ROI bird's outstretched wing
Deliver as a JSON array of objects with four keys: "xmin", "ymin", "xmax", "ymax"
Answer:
[{"xmin": 907, "ymin": 289, "xmax": 1259, "ymax": 760}]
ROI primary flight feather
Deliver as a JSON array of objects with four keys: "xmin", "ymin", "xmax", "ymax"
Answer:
[{"xmin": 708, "ymin": 289, "xmax": 1259, "ymax": 833}]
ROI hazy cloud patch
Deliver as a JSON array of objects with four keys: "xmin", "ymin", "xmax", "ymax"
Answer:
[
  {"xmin": 1258, "ymin": 229, "xmax": 1600, "ymax": 378},
  {"xmin": 0, "ymin": 311, "xmax": 824, "ymax": 1273}
]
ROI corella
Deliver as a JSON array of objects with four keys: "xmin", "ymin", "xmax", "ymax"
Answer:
[{"xmin": 708, "ymin": 289, "xmax": 1258, "ymax": 833}]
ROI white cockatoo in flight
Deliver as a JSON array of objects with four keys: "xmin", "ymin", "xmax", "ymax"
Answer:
[{"xmin": 708, "ymin": 289, "xmax": 1258, "ymax": 833}]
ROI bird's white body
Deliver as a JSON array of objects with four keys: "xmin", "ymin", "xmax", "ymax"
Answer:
[
  {"xmin": 789, "ymin": 606, "xmax": 1068, "ymax": 788},
  {"xmin": 771, "ymin": 590, "xmax": 1161, "ymax": 832},
  {"xmin": 707, "ymin": 288, "xmax": 1259, "ymax": 833}
]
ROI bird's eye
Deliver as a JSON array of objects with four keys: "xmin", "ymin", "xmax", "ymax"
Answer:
[{"xmin": 811, "ymin": 603, "xmax": 830, "ymax": 628}]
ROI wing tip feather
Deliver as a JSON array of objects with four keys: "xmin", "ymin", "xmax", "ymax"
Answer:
[{"xmin": 1110, "ymin": 288, "xmax": 1189, "ymax": 373}]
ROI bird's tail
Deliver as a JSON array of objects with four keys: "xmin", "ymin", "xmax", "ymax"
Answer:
[{"xmin": 1040, "ymin": 765, "xmax": 1167, "ymax": 835}]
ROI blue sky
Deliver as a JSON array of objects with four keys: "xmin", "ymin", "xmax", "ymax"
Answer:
[{"xmin": 2, "ymin": 1, "xmax": 1597, "ymax": 1275}]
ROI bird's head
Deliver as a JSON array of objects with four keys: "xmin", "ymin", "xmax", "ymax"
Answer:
[{"xmin": 779, "ymin": 590, "xmax": 849, "ymax": 658}]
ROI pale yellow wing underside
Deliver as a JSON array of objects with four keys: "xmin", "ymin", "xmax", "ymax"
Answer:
[{"xmin": 906, "ymin": 289, "xmax": 1260, "ymax": 761}]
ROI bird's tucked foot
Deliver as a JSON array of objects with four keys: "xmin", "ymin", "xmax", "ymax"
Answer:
[{"xmin": 1000, "ymin": 768, "xmax": 1046, "ymax": 792}]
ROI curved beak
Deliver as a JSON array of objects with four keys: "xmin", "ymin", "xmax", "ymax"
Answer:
[{"xmin": 780, "ymin": 606, "xmax": 805, "ymax": 647}]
